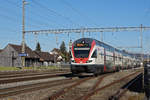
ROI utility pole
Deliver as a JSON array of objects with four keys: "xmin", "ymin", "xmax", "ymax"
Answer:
[
  {"xmin": 140, "ymin": 24, "xmax": 143, "ymax": 66},
  {"xmin": 21, "ymin": 0, "xmax": 26, "ymax": 68}
]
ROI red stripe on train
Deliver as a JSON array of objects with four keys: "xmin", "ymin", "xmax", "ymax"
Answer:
[
  {"xmin": 104, "ymin": 65, "xmax": 106, "ymax": 72},
  {"xmin": 88, "ymin": 40, "xmax": 96, "ymax": 59},
  {"xmin": 104, "ymin": 49, "xmax": 106, "ymax": 71},
  {"xmin": 74, "ymin": 58, "xmax": 88, "ymax": 63},
  {"xmin": 72, "ymin": 44, "xmax": 75, "ymax": 58}
]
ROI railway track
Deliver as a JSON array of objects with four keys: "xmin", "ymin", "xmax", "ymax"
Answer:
[
  {"xmin": 108, "ymin": 73, "xmax": 143, "ymax": 100},
  {"xmin": 0, "ymin": 71, "xmax": 70, "ymax": 79},
  {"xmin": 0, "ymin": 68, "xmax": 70, "ymax": 76},
  {"xmin": 48, "ymin": 77, "xmax": 94, "ymax": 100},
  {"xmin": 42, "ymin": 70, "xmax": 142, "ymax": 100},
  {"xmin": 0, "ymin": 69, "xmax": 143, "ymax": 100},
  {"xmin": 42, "ymin": 74, "xmax": 111, "ymax": 100},
  {"xmin": 76, "ymin": 71, "xmax": 142, "ymax": 100},
  {"xmin": 0, "ymin": 78, "xmax": 76, "ymax": 98},
  {"xmin": 0, "ymin": 72, "xmax": 71, "ymax": 84}
]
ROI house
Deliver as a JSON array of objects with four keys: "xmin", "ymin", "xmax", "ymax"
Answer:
[
  {"xmin": 0, "ymin": 44, "xmax": 40, "ymax": 67},
  {"xmin": 34, "ymin": 51, "xmax": 54, "ymax": 66},
  {"xmin": 50, "ymin": 48, "xmax": 60, "ymax": 55},
  {"xmin": 50, "ymin": 48, "xmax": 63, "ymax": 63}
]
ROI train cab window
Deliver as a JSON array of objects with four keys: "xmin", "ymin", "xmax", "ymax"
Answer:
[
  {"xmin": 91, "ymin": 50, "xmax": 97, "ymax": 58},
  {"xmin": 74, "ymin": 50, "xmax": 90, "ymax": 58}
]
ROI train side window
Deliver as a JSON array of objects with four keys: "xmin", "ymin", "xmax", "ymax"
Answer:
[{"xmin": 92, "ymin": 50, "xmax": 97, "ymax": 58}]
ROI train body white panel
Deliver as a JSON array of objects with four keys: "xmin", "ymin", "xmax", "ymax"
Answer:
[
  {"xmin": 96, "ymin": 46, "xmax": 104, "ymax": 65},
  {"xmin": 70, "ymin": 38, "xmax": 141, "ymax": 74}
]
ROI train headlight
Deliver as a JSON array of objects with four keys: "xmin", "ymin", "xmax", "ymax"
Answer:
[{"xmin": 86, "ymin": 60, "xmax": 92, "ymax": 63}]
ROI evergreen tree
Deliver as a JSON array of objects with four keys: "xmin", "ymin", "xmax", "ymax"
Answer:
[
  {"xmin": 35, "ymin": 42, "xmax": 41, "ymax": 52},
  {"xmin": 60, "ymin": 41, "xmax": 66, "ymax": 54},
  {"xmin": 60, "ymin": 41, "xmax": 68, "ymax": 62}
]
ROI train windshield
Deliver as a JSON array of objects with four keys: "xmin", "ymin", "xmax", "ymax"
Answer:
[{"xmin": 74, "ymin": 50, "xmax": 90, "ymax": 58}]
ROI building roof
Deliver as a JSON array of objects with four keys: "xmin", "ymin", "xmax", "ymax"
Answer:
[
  {"xmin": 34, "ymin": 51, "xmax": 54, "ymax": 61},
  {"xmin": 51, "ymin": 48, "xmax": 60, "ymax": 54},
  {"xmin": 8, "ymin": 44, "xmax": 39, "ymax": 58}
]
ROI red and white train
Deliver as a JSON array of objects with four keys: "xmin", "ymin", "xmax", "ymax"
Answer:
[{"xmin": 70, "ymin": 38, "xmax": 140, "ymax": 75}]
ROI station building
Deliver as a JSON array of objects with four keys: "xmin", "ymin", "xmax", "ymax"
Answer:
[{"xmin": 0, "ymin": 44, "xmax": 54, "ymax": 67}]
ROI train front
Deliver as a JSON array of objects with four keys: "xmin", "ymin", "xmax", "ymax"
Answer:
[{"xmin": 70, "ymin": 38, "xmax": 96, "ymax": 74}]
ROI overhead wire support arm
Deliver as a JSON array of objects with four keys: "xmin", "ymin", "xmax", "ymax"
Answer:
[{"xmin": 25, "ymin": 26, "xmax": 150, "ymax": 34}]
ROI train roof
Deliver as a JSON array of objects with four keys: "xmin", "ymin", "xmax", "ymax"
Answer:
[
  {"xmin": 73, "ymin": 38, "xmax": 94, "ymax": 44},
  {"xmin": 73, "ymin": 38, "xmax": 136, "ymax": 58},
  {"xmin": 74, "ymin": 38, "xmax": 119, "ymax": 51}
]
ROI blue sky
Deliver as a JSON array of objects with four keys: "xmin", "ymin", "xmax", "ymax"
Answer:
[{"xmin": 0, "ymin": 0, "xmax": 150, "ymax": 53}]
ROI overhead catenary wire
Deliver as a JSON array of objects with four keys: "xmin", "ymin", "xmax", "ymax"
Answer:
[
  {"xmin": 0, "ymin": 1, "xmax": 21, "ymax": 23},
  {"xmin": 31, "ymin": 0, "xmax": 81, "ymax": 28},
  {"xmin": 3, "ymin": 0, "xmax": 76, "ymax": 53},
  {"xmin": 5, "ymin": 0, "xmax": 64, "ymax": 30},
  {"xmin": 0, "ymin": 2, "xmax": 20, "ymax": 16},
  {"xmin": 0, "ymin": 11, "xmax": 21, "ymax": 33},
  {"xmin": 60, "ymin": 0, "xmax": 99, "ymax": 27},
  {"xmin": 0, "ymin": 3, "xmax": 21, "ymax": 35},
  {"xmin": 1, "ymin": 0, "xmax": 147, "ymax": 55},
  {"xmin": 2, "ymin": 0, "xmax": 44, "ymax": 30},
  {"xmin": 26, "ymin": 6, "xmax": 67, "ymax": 28},
  {"xmin": 5, "ymin": 0, "xmax": 22, "ymax": 8},
  {"xmin": 0, "ymin": 13, "xmax": 20, "ymax": 23}
]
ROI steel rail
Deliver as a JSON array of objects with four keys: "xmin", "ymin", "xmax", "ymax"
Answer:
[
  {"xmin": 74, "ymin": 74, "xmax": 109, "ymax": 100},
  {"xmin": 0, "ymin": 73, "xmax": 71, "ymax": 84},
  {"xmin": 108, "ymin": 73, "xmax": 143, "ymax": 100},
  {"xmin": 0, "ymin": 68, "xmax": 70, "ymax": 75},
  {"xmin": 48, "ymin": 77, "xmax": 93, "ymax": 100},
  {"xmin": 0, "ymin": 78, "xmax": 75, "ymax": 98},
  {"xmin": 78, "ymin": 71, "xmax": 142, "ymax": 100},
  {"xmin": 0, "ymin": 72, "xmax": 70, "ymax": 79}
]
